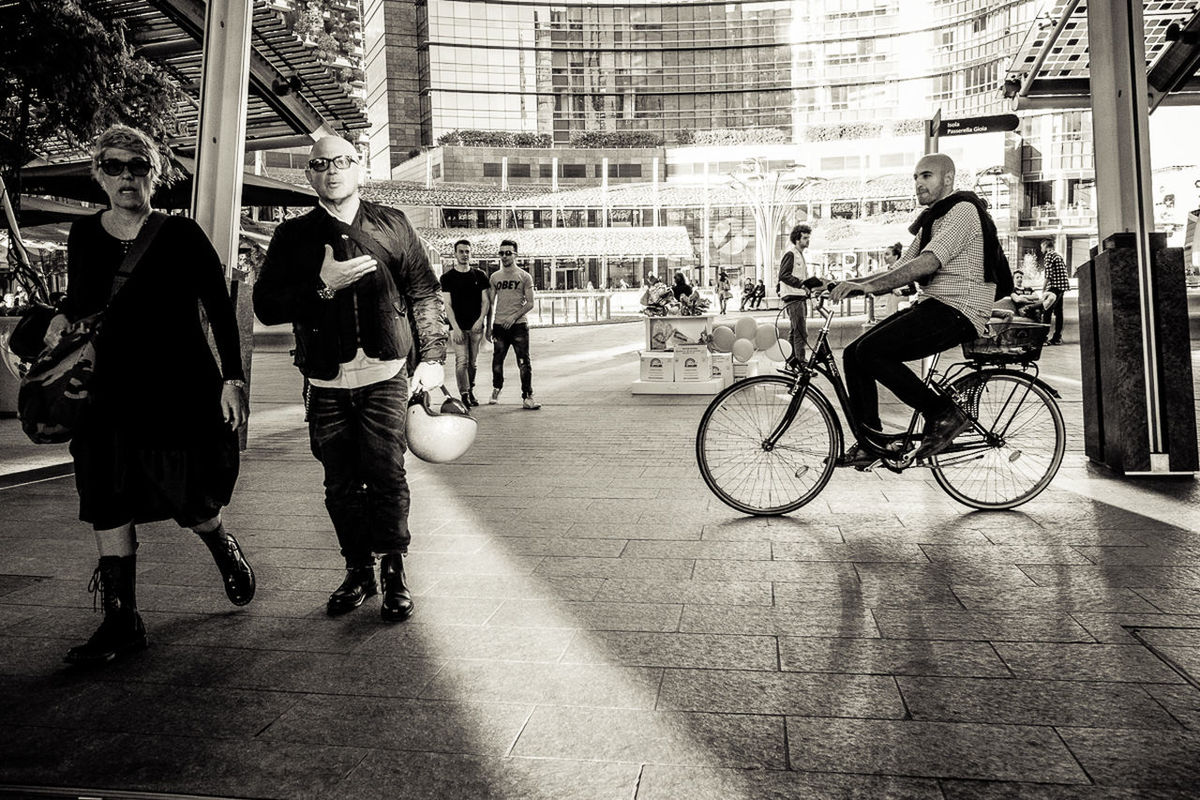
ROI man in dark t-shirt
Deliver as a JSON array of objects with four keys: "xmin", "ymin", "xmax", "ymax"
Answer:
[{"xmin": 440, "ymin": 238, "xmax": 492, "ymax": 406}]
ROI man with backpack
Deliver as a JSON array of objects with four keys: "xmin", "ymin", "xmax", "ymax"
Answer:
[{"xmin": 831, "ymin": 153, "xmax": 1010, "ymax": 463}]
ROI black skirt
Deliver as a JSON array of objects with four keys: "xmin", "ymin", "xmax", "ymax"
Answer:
[{"xmin": 70, "ymin": 423, "xmax": 239, "ymax": 531}]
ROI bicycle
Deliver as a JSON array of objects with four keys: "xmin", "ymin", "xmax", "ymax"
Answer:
[{"xmin": 695, "ymin": 284, "xmax": 1065, "ymax": 514}]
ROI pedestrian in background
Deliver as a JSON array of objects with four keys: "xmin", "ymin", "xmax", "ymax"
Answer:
[
  {"xmin": 487, "ymin": 239, "xmax": 540, "ymax": 409},
  {"xmin": 47, "ymin": 124, "xmax": 253, "ymax": 666},
  {"xmin": 441, "ymin": 238, "xmax": 490, "ymax": 407},
  {"xmin": 254, "ymin": 134, "xmax": 447, "ymax": 623},
  {"xmin": 1041, "ymin": 238, "xmax": 1070, "ymax": 344},
  {"xmin": 752, "ymin": 279, "xmax": 767, "ymax": 309},
  {"xmin": 717, "ymin": 271, "xmax": 731, "ymax": 314},
  {"xmin": 778, "ymin": 223, "xmax": 812, "ymax": 369},
  {"xmin": 740, "ymin": 277, "xmax": 755, "ymax": 311}
]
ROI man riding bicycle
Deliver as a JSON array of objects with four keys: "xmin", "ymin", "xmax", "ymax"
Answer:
[{"xmin": 829, "ymin": 153, "xmax": 1006, "ymax": 466}]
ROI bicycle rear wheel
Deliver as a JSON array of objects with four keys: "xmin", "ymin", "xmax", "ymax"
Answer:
[
  {"xmin": 696, "ymin": 375, "xmax": 840, "ymax": 515},
  {"xmin": 930, "ymin": 371, "xmax": 1064, "ymax": 509}
]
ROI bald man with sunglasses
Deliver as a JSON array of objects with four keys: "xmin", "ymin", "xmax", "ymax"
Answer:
[{"xmin": 254, "ymin": 135, "xmax": 447, "ymax": 623}]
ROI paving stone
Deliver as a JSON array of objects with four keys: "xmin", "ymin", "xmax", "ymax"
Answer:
[
  {"xmin": 982, "ymin": 529, "xmax": 1151, "ymax": 547},
  {"xmin": 898, "ymin": 675, "xmax": 1180, "ymax": 729},
  {"xmin": 774, "ymin": 579, "xmax": 963, "ymax": 609},
  {"xmin": 1133, "ymin": 588, "xmax": 1200, "ymax": 614},
  {"xmin": 993, "ymin": 642, "xmax": 1185, "ymax": 683},
  {"xmin": 479, "ymin": 536, "xmax": 627, "ymax": 558},
  {"xmin": 786, "ymin": 717, "xmax": 1088, "ymax": 782},
  {"xmin": 572, "ymin": 522, "xmax": 704, "ymax": 541},
  {"xmin": 701, "ymin": 523, "xmax": 844, "ymax": 543},
  {"xmin": 1137, "ymin": 628, "xmax": 1200, "ymax": 648},
  {"xmin": 352, "ymin": 623, "xmax": 576, "ymax": 662},
  {"xmin": 692, "ymin": 559, "xmax": 857, "ymax": 583},
  {"xmin": 940, "ymin": 781, "xmax": 1196, "ymax": 799},
  {"xmin": 621, "ymin": 540, "xmax": 772, "ymax": 560},
  {"xmin": 221, "ymin": 649, "xmax": 443, "ymax": 697},
  {"xmin": 421, "ymin": 661, "xmax": 661, "ymax": 708},
  {"xmin": 920, "ymin": 544, "xmax": 1091, "ymax": 564},
  {"xmin": 840, "ymin": 527, "xmax": 992, "ymax": 545},
  {"xmin": 532, "ymin": 556, "xmax": 695, "ymax": 580},
  {"xmin": 636, "ymin": 765, "xmax": 943, "ymax": 800},
  {"xmin": 511, "ymin": 706, "xmax": 785, "ymax": 768},
  {"xmin": 855, "ymin": 562, "xmax": 1038, "ymax": 586},
  {"xmin": 262, "ymin": 693, "xmax": 532, "ymax": 755},
  {"xmin": 871, "ymin": 609, "xmax": 1094, "ymax": 642},
  {"xmin": 486, "ymin": 599, "xmax": 682, "ymax": 631},
  {"xmin": 0, "ymin": 727, "xmax": 367, "ymax": 800},
  {"xmin": 951, "ymin": 585, "xmax": 1160, "ymax": 613},
  {"xmin": 1142, "ymin": 684, "xmax": 1200, "ymax": 730},
  {"xmin": 657, "ymin": 668, "xmax": 905, "ymax": 718},
  {"xmin": 597, "ymin": 578, "xmax": 772, "ymax": 606},
  {"xmin": 337, "ymin": 751, "xmax": 640, "ymax": 800},
  {"xmin": 419, "ymin": 574, "xmax": 603, "ymax": 601},
  {"xmin": 779, "ymin": 637, "xmax": 1010, "ymax": 677},
  {"xmin": 679, "ymin": 604, "xmax": 879, "ymax": 637},
  {"xmin": 1069, "ymin": 613, "xmax": 1200, "ymax": 644},
  {"xmin": 772, "ymin": 542, "xmax": 930, "ymax": 563},
  {"xmin": 562, "ymin": 631, "xmax": 778, "ymax": 670},
  {"xmin": 1057, "ymin": 728, "xmax": 1200, "ymax": 789},
  {"xmin": 1073, "ymin": 546, "xmax": 1200, "ymax": 566},
  {"xmin": 1019, "ymin": 565, "xmax": 1200, "ymax": 589}
]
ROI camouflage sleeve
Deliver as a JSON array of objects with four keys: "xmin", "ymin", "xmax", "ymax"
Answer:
[{"xmin": 391, "ymin": 210, "xmax": 447, "ymax": 363}]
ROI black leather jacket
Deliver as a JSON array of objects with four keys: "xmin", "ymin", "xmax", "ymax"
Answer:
[{"xmin": 253, "ymin": 201, "xmax": 447, "ymax": 380}]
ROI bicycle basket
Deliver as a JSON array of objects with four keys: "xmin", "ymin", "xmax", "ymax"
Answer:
[{"xmin": 961, "ymin": 320, "xmax": 1049, "ymax": 363}]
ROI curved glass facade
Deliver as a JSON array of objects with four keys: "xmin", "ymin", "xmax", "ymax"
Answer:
[{"xmin": 367, "ymin": 0, "xmax": 1036, "ymax": 170}]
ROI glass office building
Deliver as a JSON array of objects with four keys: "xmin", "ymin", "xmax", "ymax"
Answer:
[{"xmin": 366, "ymin": 0, "xmax": 1036, "ymax": 173}]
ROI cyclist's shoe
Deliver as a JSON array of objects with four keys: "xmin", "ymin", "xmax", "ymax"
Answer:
[
  {"xmin": 835, "ymin": 444, "xmax": 878, "ymax": 469},
  {"xmin": 916, "ymin": 406, "xmax": 972, "ymax": 459}
]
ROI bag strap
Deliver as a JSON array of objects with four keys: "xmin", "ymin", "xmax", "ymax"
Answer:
[{"xmin": 108, "ymin": 211, "xmax": 167, "ymax": 303}]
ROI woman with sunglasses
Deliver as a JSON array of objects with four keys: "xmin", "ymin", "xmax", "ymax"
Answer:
[{"xmin": 42, "ymin": 124, "xmax": 254, "ymax": 666}]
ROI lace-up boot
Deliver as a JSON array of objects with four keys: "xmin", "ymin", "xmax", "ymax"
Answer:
[
  {"xmin": 197, "ymin": 524, "xmax": 256, "ymax": 606},
  {"xmin": 64, "ymin": 555, "xmax": 147, "ymax": 666}
]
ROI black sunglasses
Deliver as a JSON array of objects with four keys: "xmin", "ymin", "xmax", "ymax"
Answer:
[
  {"xmin": 499, "ymin": 250, "xmax": 515, "ymax": 256},
  {"xmin": 308, "ymin": 155, "xmax": 358, "ymax": 172},
  {"xmin": 99, "ymin": 158, "xmax": 153, "ymax": 178}
]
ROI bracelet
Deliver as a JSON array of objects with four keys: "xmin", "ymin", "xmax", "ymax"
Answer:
[
  {"xmin": 316, "ymin": 284, "xmax": 336, "ymax": 301},
  {"xmin": 224, "ymin": 379, "xmax": 247, "ymax": 389}
]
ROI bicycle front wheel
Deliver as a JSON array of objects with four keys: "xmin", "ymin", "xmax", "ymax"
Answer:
[
  {"xmin": 696, "ymin": 375, "xmax": 840, "ymax": 515},
  {"xmin": 930, "ymin": 371, "xmax": 1064, "ymax": 509}
]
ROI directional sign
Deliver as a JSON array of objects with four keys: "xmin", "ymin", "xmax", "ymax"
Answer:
[{"xmin": 938, "ymin": 114, "xmax": 1020, "ymax": 137}]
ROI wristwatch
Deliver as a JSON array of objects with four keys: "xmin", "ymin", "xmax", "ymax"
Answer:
[
  {"xmin": 224, "ymin": 379, "xmax": 247, "ymax": 389},
  {"xmin": 316, "ymin": 283, "xmax": 336, "ymax": 301},
  {"xmin": 421, "ymin": 358, "xmax": 446, "ymax": 366}
]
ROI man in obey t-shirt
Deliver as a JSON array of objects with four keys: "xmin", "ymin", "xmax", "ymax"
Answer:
[{"xmin": 486, "ymin": 238, "xmax": 540, "ymax": 410}]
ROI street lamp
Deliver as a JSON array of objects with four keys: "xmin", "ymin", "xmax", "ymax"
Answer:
[{"xmin": 728, "ymin": 157, "xmax": 821, "ymax": 287}]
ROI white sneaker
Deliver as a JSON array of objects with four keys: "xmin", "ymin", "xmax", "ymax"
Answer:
[
  {"xmin": 489, "ymin": 388, "xmax": 501, "ymax": 404},
  {"xmin": 522, "ymin": 396, "xmax": 541, "ymax": 410}
]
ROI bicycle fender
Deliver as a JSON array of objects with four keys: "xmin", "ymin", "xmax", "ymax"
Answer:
[{"xmin": 971, "ymin": 367, "xmax": 1061, "ymax": 400}]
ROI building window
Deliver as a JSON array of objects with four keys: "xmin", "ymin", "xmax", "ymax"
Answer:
[
  {"xmin": 483, "ymin": 163, "xmax": 501, "ymax": 178},
  {"xmin": 561, "ymin": 163, "xmax": 586, "ymax": 178},
  {"xmin": 617, "ymin": 163, "xmax": 642, "ymax": 178},
  {"xmin": 539, "ymin": 163, "xmax": 553, "ymax": 178},
  {"xmin": 508, "ymin": 163, "xmax": 531, "ymax": 178}
]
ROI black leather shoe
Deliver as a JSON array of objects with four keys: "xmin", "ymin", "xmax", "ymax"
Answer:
[
  {"xmin": 326, "ymin": 566, "xmax": 378, "ymax": 616},
  {"xmin": 917, "ymin": 405, "xmax": 972, "ymax": 459},
  {"xmin": 197, "ymin": 525, "xmax": 255, "ymax": 606},
  {"xmin": 64, "ymin": 556, "xmax": 148, "ymax": 666},
  {"xmin": 466, "ymin": 391, "xmax": 479, "ymax": 407},
  {"xmin": 835, "ymin": 444, "xmax": 877, "ymax": 469},
  {"xmin": 379, "ymin": 554, "xmax": 414, "ymax": 623}
]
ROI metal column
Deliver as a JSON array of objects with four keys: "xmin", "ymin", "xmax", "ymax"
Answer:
[{"xmin": 1087, "ymin": 0, "xmax": 1166, "ymax": 467}]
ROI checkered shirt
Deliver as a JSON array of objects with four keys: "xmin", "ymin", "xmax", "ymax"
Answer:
[
  {"xmin": 900, "ymin": 200, "xmax": 995, "ymax": 336},
  {"xmin": 1043, "ymin": 250, "xmax": 1070, "ymax": 292}
]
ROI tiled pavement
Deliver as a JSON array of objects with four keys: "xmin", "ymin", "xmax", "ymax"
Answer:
[{"xmin": 2, "ymin": 313, "xmax": 1200, "ymax": 799}]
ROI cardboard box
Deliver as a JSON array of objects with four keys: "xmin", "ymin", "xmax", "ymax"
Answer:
[
  {"xmin": 709, "ymin": 352, "xmax": 734, "ymax": 387},
  {"xmin": 645, "ymin": 315, "xmax": 714, "ymax": 351},
  {"xmin": 732, "ymin": 360, "xmax": 760, "ymax": 380},
  {"xmin": 639, "ymin": 352, "xmax": 675, "ymax": 382},
  {"xmin": 673, "ymin": 344, "xmax": 712, "ymax": 382}
]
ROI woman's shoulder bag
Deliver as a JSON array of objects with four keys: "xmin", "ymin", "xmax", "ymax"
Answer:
[{"xmin": 18, "ymin": 212, "xmax": 165, "ymax": 444}]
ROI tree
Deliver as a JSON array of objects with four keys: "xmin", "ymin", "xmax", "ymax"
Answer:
[
  {"xmin": 0, "ymin": 0, "xmax": 178, "ymax": 297},
  {"xmin": 0, "ymin": 0, "xmax": 179, "ymax": 215}
]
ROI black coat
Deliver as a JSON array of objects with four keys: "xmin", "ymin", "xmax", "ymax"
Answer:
[{"xmin": 253, "ymin": 201, "xmax": 446, "ymax": 380}]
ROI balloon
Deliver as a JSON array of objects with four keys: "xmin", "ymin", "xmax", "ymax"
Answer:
[
  {"xmin": 754, "ymin": 324, "xmax": 778, "ymax": 351},
  {"xmin": 732, "ymin": 338, "xmax": 755, "ymax": 363},
  {"xmin": 763, "ymin": 339, "xmax": 793, "ymax": 363},
  {"xmin": 711, "ymin": 325, "xmax": 735, "ymax": 353},
  {"xmin": 734, "ymin": 316, "xmax": 757, "ymax": 340},
  {"xmin": 775, "ymin": 317, "xmax": 792, "ymax": 337}
]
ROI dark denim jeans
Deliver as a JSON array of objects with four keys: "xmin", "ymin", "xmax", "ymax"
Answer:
[
  {"xmin": 1046, "ymin": 289, "xmax": 1065, "ymax": 340},
  {"xmin": 307, "ymin": 372, "xmax": 410, "ymax": 567},
  {"xmin": 452, "ymin": 327, "xmax": 485, "ymax": 395},
  {"xmin": 783, "ymin": 298, "xmax": 808, "ymax": 363},
  {"xmin": 492, "ymin": 321, "xmax": 533, "ymax": 397},
  {"xmin": 842, "ymin": 300, "xmax": 976, "ymax": 431}
]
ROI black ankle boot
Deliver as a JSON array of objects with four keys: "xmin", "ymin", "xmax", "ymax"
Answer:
[
  {"xmin": 326, "ymin": 566, "xmax": 378, "ymax": 616},
  {"xmin": 197, "ymin": 524, "xmax": 255, "ymax": 606},
  {"xmin": 379, "ymin": 554, "xmax": 414, "ymax": 622},
  {"xmin": 64, "ymin": 555, "xmax": 148, "ymax": 666}
]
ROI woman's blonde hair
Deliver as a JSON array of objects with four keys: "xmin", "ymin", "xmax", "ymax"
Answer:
[{"xmin": 90, "ymin": 125, "xmax": 164, "ymax": 186}]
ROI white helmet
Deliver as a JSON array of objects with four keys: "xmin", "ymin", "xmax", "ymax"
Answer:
[{"xmin": 406, "ymin": 387, "xmax": 477, "ymax": 463}]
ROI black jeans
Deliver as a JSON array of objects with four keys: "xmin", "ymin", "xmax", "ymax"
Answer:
[
  {"xmin": 307, "ymin": 372, "xmax": 410, "ymax": 567},
  {"xmin": 1046, "ymin": 289, "xmax": 1065, "ymax": 340},
  {"xmin": 492, "ymin": 321, "xmax": 533, "ymax": 397},
  {"xmin": 842, "ymin": 300, "xmax": 976, "ymax": 431},
  {"xmin": 783, "ymin": 297, "xmax": 807, "ymax": 363}
]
